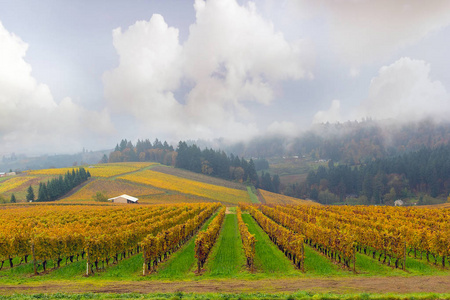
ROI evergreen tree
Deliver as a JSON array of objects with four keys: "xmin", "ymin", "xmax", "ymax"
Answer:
[
  {"xmin": 26, "ymin": 185, "xmax": 35, "ymax": 202},
  {"xmin": 38, "ymin": 182, "xmax": 49, "ymax": 202},
  {"xmin": 272, "ymin": 174, "xmax": 281, "ymax": 193},
  {"xmin": 10, "ymin": 193, "xmax": 16, "ymax": 203}
]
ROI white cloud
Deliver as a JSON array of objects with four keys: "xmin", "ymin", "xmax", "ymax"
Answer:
[
  {"xmin": 103, "ymin": 0, "xmax": 314, "ymax": 142},
  {"xmin": 349, "ymin": 67, "xmax": 360, "ymax": 78},
  {"xmin": 312, "ymin": 99, "xmax": 342, "ymax": 124},
  {"xmin": 288, "ymin": 0, "xmax": 450, "ymax": 66},
  {"xmin": 357, "ymin": 57, "xmax": 450, "ymax": 122},
  {"xmin": 0, "ymin": 21, "xmax": 114, "ymax": 154},
  {"xmin": 267, "ymin": 121, "xmax": 298, "ymax": 137}
]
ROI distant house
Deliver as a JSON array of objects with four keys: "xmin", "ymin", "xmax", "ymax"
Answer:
[
  {"xmin": 0, "ymin": 172, "xmax": 15, "ymax": 177},
  {"xmin": 394, "ymin": 199, "xmax": 404, "ymax": 206},
  {"xmin": 108, "ymin": 194, "xmax": 139, "ymax": 204}
]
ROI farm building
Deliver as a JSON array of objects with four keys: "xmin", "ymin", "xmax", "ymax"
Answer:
[
  {"xmin": 394, "ymin": 199, "xmax": 404, "ymax": 206},
  {"xmin": 108, "ymin": 194, "xmax": 139, "ymax": 204}
]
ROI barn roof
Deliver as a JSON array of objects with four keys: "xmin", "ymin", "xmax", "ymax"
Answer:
[{"xmin": 108, "ymin": 194, "xmax": 139, "ymax": 202}]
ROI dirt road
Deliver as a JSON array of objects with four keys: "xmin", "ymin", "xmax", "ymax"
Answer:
[{"xmin": 0, "ymin": 276, "xmax": 449, "ymax": 295}]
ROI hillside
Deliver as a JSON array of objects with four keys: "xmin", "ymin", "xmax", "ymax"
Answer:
[
  {"xmin": 0, "ymin": 162, "xmax": 253, "ymax": 206},
  {"xmin": 258, "ymin": 189, "xmax": 319, "ymax": 206}
]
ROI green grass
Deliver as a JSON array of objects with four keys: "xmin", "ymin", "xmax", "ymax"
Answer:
[
  {"xmin": 353, "ymin": 250, "xmax": 450, "ymax": 276},
  {"xmin": 152, "ymin": 211, "xmax": 220, "ymax": 279},
  {"xmin": 302, "ymin": 244, "xmax": 348, "ymax": 276},
  {"xmin": 243, "ymin": 212, "xmax": 348, "ymax": 277},
  {"xmin": 247, "ymin": 186, "xmax": 260, "ymax": 204},
  {"xmin": 95, "ymin": 254, "xmax": 142, "ymax": 279},
  {"xmin": 242, "ymin": 213, "xmax": 297, "ymax": 274},
  {"xmin": 205, "ymin": 213, "xmax": 246, "ymax": 277},
  {"xmin": 354, "ymin": 252, "xmax": 404, "ymax": 276}
]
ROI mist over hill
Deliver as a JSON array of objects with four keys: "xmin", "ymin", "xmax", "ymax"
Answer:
[
  {"xmin": 0, "ymin": 149, "xmax": 110, "ymax": 172},
  {"xmin": 217, "ymin": 119, "xmax": 450, "ymax": 164}
]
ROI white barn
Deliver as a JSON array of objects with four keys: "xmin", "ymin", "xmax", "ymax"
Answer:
[
  {"xmin": 394, "ymin": 199, "xmax": 404, "ymax": 206},
  {"xmin": 108, "ymin": 194, "xmax": 139, "ymax": 204}
]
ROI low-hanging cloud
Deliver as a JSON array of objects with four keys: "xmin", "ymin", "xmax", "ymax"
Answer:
[
  {"xmin": 312, "ymin": 99, "xmax": 343, "ymax": 124},
  {"xmin": 314, "ymin": 57, "xmax": 450, "ymax": 124},
  {"xmin": 103, "ymin": 0, "xmax": 314, "ymax": 142},
  {"xmin": 0, "ymin": 21, "xmax": 115, "ymax": 155}
]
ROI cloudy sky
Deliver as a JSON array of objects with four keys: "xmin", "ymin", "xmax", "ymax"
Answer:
[{"xmin": 1, "ymin": 0, "xmax": 450, "ymax": 155}]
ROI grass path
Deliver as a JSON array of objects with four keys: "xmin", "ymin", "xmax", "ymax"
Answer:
[
  {"xmin": 246, "ymin": 186, "xmax": 260, "ymax": 204},
  {"xmin": 242, "ymin": 213, "xmax": 296, "ymax": 274},
  {"xmin": 205, "ymin": 214, "xmax": 246, "ymax": 277},
  {"xmin": 152, "ymin": 210, "xmax": 220, "ymax": 279}
]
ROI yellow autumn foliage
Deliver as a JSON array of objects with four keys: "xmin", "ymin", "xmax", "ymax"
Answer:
[
  {"xmin": 61, "ymin": 178, "xmax": 162, "ymax": 202},
  {"xmin": 120, "ymin": 170, "xmax": 251, "ymax": 205},
  {"xmin": 0, "ymin": 176, "xmax": 35, "ymax": 193},
  {"xmin": 28, "ymin": 162, "xmax": 155, "ymax": 178},
  {"xmin": 259, "ymin": 189, "xmax": 320, "ymax": 206}
]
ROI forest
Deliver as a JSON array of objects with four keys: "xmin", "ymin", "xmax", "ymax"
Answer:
[
  {"xmin": 223, "ymin": 119, "xmax": 450, "ymax": 163},
  {"xmin": 287, "ymin": 146, "xmax": 450, "ymax": 205}
]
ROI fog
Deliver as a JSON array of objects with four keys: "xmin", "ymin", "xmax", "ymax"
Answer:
[{"xmin": 0, "ymin": 0, "xmax": 449, "ymax": 156}]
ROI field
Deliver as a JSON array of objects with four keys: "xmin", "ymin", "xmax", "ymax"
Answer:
[
  {"xmin": 28, "ymin": 162, "xmax": 155, "ymax": 178},
  {"xmin": 0, "ymin": 201, "xmax": 449, "ymax": 299},
  {"xmin": 0, "ymin": 162, "xmax": 449, "ymax": 299},
  {"xmin": 1, "ymin": 162, "xmax": 251, "ymax": 205},
  {"xmin": 60, "ymin": 178, "xmax": 164, "ymax": 202},
  {"xmin": 119, "ymin": 169, "xmax": 251, "ymax": 205},
  {"xmin": 259, "ymin": 189, "xmax": 320, "ymax": 206}
]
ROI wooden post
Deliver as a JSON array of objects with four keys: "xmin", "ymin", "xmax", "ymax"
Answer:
[
  {"xmin": 86, "ymin": 247, "xmax": 91, "ymax": 276},
  {"xmin": 301, "ymin": 242, "xmax": 305, "ymax": 273},
  {"xmin": 31, "ymin": 242, "xmax": 37, "ymax": 275},
  {"xmin": 142, "ymin": 247, "xmax": 148, "ymax": 276},
  {"xmin": 403, "ymin": 242, "xmax": 407, "ymax": 271}
]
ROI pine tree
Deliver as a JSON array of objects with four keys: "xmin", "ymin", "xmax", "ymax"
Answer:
[
  {"xmin": 26, "ymin": 185, "xmax": 35, "ymax": 202},
  {"xmin": 10, "ymin": 194, "xmax": 16, "ymax": 203},
  {"xmin": 38, "ymin": 182, "xmax": 49, "ymax": 202}
]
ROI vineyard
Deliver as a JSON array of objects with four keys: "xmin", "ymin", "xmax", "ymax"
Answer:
[
  {"xmin": 258, "ymin": 189, "xmax": 320, "ymax": 206},
  {"xmin": 60, "ymin": 178, "xmax": 163, "ymax": 202},
  {"xmin": 0, "ymin": 162, "xmax": 251, "ymax": 205},
  {"xmin": 1, "ymin": 162, "xmax": 449, "ymax": 298},
  {"xmin": 1, "ymin": 203, "xmax": 448, "ymax": 278},
  {"xmin": 28, "ymin": 162, "xmax": 155, "ymax": 178},
  {"xmin": 0, "ymin": 203, "xmax": 220, "ymax": 275},
  {"xmin": 119, "ymin": 169, "xmax": 251, "ymax": 205}
]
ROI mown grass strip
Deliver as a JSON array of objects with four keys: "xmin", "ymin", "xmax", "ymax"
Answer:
[
  {"xmin": 354, "ymin": 252, "xmax": 404, "ymax": 276},
  {"xmin": 153, "ymin": 211, "xmax": 220, "ymax": 279},
  {"xmin": 206, "ymin": 214, "xmax": 246, "ymax": 277},
  {"xmin": 241, "ymin": 213, "xmax": 295, "ymax": 274},
  {"xmin": 247, "ymin": 186, "xmax": 260, "ymax": 204},
  {"xmin": 354, "ymin": 250, "xmax": 448, "ymax": 276},
  {"xmin": 303, "ymin": 244, "xmax": 348, "ymax": 276}
]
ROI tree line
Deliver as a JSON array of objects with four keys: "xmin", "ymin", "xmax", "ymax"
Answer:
[
  {"xmin": 224, "ymin": 119, "xmax": 450, "ymax": 165},
  {"xmin": 175, "ymin": 141, "xmax": 279, "ymax": 192},
  {"xmin": 23, "ymin": 168, "xmax": 91, "ymax": 202},
  {"xmin": 288, "ymin": 145, "xmax": 450, "ymax": 205},
  {"xmin": 108, "ymin": 138, "xmax": 175, "ymax": 165}
]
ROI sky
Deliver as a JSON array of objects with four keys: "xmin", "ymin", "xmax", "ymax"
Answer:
[{"xmin": 1, "ymin": 0, "xmax": 450, "ymax": 155}]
